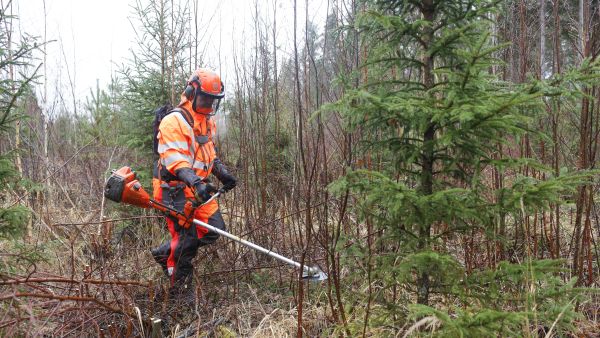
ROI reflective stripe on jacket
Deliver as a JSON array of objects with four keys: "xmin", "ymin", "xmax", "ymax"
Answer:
[{"xmin": 156, "ymin": 101, "xmax": 218, "ymax": 201}]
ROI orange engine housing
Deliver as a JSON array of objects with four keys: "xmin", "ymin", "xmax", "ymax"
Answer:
[{"xmin": 104, "ymin": 166, "xmax": 150, "ymax": 208}]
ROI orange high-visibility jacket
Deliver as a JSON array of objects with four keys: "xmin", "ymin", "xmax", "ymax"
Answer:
[{"xmin": 154, "ymin": 99, "xmax": 219, "ymax": 216}]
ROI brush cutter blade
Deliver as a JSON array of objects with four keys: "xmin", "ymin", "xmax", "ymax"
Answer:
[{"xmin": 302, "ymin": 266, "xmax": 328, "ymax": 282}]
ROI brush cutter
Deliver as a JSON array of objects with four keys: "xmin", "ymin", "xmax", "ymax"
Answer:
[{"xmin": 104, "ymin": 166, "xmax": 327, "ymax": 282}]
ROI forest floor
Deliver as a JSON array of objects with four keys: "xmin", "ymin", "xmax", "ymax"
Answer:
[
  {"xmin": 2, "ymin": 191, "xmax": 600, "ymax": 336},
  {"xmin": 0, "ymin": 197, "xmax": 332, "ymax": 336}
]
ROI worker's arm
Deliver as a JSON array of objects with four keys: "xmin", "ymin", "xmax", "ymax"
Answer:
[
  {"xmin": 212, "ymin": 158, "xmax": 237, "ymax": 192},
  {"xmin": 175, "ymin": 167, "xmax": 214, "ymax": 202},
  {"xmin": 157, "ymin": 114, "xmax": 193, "ymax": 174},
  {"xmin": 208, "ymin": 119, "xmax": 237, "ymax": 192}
]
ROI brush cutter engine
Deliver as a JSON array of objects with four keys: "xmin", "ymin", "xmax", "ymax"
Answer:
[{"xmin": 104, "ymin": 166, "xmax": 150, "ymax": 208}]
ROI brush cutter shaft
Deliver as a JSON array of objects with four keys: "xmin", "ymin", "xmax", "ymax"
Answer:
[{"xmin": 191, "ymin": 218, "xmax": 317, "ymax": 275}]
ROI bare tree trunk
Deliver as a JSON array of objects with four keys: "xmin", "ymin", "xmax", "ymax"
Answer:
[
  {"xmin": 579, "ymin": 0, "xmax": 584, "ymax": 60},
  {"xmin": 195, "ymin": 0, "xmax": 199, "ymax": 68},
  {"xmin": 38, "ymin": 0, "xmax": 50, "ymax": 240},
  {"xmin": 160, "ymin": 0, "xmax": 166, "ymax": 95},
  {"xmin": 572, "ymin": 0, "xmax": 591, "ymax": 284},
  {"xmin": 273, "ymin": 0, "xmax": 279, "ymax": 145},
  {"xmin": 539, "ymin": 0, "xmax": 548, "ymax": 259},
  {"xmin": 552, "ymin": 0, "xmax": 561, "ymax": 258},
  {"xmin": 515, "ymin": 0, "xmax": 530, "ymax": 255},
  {"xmin": 170, "ymin": 0, "xmax": 174, "ymax": 103},
  {"xmin": 540, "ymin": 0, "xmax": 546, "ymax": 78},
  {"xmin": 292, "ymin": 2, "xmax": 306, "ymax": 335}
]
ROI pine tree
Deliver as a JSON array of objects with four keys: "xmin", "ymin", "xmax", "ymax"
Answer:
[
  {"xmin": 327, "ymin": 0, "xmax": 600, "ymax": 335},
  {"xmin": 82, "ymin": 78, "xmax": 124, "ymax": 146},
  {"xmin": 118, "ymin": 0, "xmax": 191, "ymax": 178},
  {"xmin": 0, "ymin": 8, "xmax": 39, "ymax": 238}
]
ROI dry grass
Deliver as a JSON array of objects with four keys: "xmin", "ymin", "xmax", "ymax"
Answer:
[{"xmin": 2, "ymin": 181, "xmax": 600, "ymax": 337}]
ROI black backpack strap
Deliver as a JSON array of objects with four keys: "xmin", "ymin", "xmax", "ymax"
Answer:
[{"xmin": 174, "ymin": 106, "xmax": 194, "ymax": 129}]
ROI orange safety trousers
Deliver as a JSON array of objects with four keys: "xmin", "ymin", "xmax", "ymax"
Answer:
[{"xmin": 151, "ymin": 178, "xmax": 224, "ymax": 286}]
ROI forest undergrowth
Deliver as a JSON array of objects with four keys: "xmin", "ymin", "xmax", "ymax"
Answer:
[
  {"xmin": 0, "ymin": 186, "xmax": 334, "ymax": 336},
  {"xmin": 2, "ymin": 189, "xmax": 598, "ymax": 336}
]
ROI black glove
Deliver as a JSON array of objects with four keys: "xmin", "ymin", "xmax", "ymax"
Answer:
[
  {"xmin": 212, "ymin": 158, "xmax": 237, "ymax": 192},
  {"xmin": 193, "ymin": 181, "xmax": 217, "ymax": 203},
  {"xmin": 175, "ymin": 167, "xmax": 216, "ymax": 203}
]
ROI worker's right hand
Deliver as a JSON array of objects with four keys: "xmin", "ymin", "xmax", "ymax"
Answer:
[{"xmin": 193, "ymin": 181, "xmax": 217, "ymax": 203}]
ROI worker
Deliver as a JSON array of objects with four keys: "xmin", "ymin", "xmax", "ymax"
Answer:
[{"xmin": 150, "ymin": 68, "xmax": 237, "ymax": 302}]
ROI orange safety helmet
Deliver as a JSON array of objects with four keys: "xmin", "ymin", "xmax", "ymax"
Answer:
[{"xmin": 184, "ymin": 68, "xmax": 225, "ymax": 115}]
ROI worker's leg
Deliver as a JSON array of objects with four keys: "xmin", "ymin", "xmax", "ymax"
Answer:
[
  {"xmin": 167, "ymin": 222, "xmax": 199, "ymax": 309},
  {"xmin": 170, "ymin": 224, "xmax": 200, "ymax": 286},
  {"xmin": 151, "ymin": 172, "xmax": 171, "ymax": 277},
  {"xmin": 193, "ymin": 199, "xmax": 225, "ymax": 247},
  {"xmin": 197, "ymin": 209, "xmax": 226, "ymax": 247},
  {"xmin": 156, "ymin": 182, "xmax": 198, "ymax": 286},
  {"xmin": 151, "ymin": 240, "xmax": 171, "ymax": 277}
]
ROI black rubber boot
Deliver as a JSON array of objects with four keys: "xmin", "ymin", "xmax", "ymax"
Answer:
[{"xmin": 151, "ymin": 242, "xmax": 171, "ymax": 277}]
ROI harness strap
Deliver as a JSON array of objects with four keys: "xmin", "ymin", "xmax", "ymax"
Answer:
[{"xmin": 157, "ymin": 106, "xmax": 212, "ymax": 183}]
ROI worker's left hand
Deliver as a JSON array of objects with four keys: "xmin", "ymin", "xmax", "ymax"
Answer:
[
  {"xmin": 212, "ymin": 159, "xmax": 237, "ymax": 192},
  {"xmin": 219, "ymin": 172, "xmax": 237, "ymax": 192}
]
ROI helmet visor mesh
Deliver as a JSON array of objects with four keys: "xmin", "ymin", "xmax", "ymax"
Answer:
[{"xmin": 195, "ymin": 92, "xmax": 222, "ymax": 113}]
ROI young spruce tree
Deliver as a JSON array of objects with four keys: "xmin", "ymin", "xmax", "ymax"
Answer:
[
  {"xmin": 328, "ymin": 0, "xmax": 598, "ymax": 336},
  {"xmin": 0, "ymin": 9, "xmax": 39, "ymax": 238},
  {"xmin": 118, "ymin": 0, "xmax": 190, "ymax": 179}
]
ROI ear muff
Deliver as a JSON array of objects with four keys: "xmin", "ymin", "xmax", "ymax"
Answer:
[
  {"xmin": 184, "ymin": 84, "xmax": 194, "ymax": 99},
  {"xmin": 185, "ymin": 75, "xmax": 200, "ymax": 100},
  {"xmin": 192, "ymin": 85, "xmax": 201, "ymax": 112}
]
